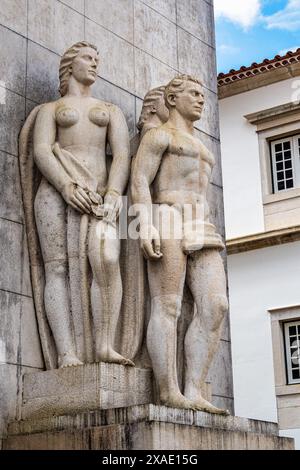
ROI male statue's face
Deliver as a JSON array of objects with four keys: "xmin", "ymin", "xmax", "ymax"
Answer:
[
  {"xmin": 174, "ymin": 82, "xmax": 204, "ymax": 122},
  {"xmin": 71, "ymin": 47, "xmax": 99, "ymax": 86}
]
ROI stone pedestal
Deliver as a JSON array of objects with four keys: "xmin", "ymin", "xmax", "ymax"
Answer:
[
  {"xmin": 4, "ymin": 405, "xmax": 294, "ymax": 450},
  {"xmin": 21, "ymin": 363, "xmax": 153, "ymax": 419}
]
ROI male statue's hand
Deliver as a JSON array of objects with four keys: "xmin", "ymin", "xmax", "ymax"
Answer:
[
  {"xmin": 61, "ymin": 182, "xmax": 92, "ymax": 214},
  {"xmin": 140, "ymin": 224, "xmax": 163, "ymax": 261},
  {"xmin": 103, "ymin": 190, "xmax": 122, "ymax": 224}
]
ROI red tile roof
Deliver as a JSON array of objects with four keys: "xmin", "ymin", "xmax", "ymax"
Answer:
[{"xmin": 218, "ymin": 48, "xmax": 300, "ymax": 87}]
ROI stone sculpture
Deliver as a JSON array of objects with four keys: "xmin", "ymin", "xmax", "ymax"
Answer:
[
  {"xmin": 131, "ymin": 74, "xmax": 229, "ymax": 414},
  {"xmin": 19, "ymin": 41, "xmax": 132, "ymax": 369}
]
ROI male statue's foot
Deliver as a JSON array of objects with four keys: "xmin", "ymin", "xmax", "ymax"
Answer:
[
  {"xmin": 97, "ymin": 348, "xmax": 135, "ymax": 367},
  {"xmin": 161, "ymin": 392, "xmax": 200, "ymax": 411},
  {"xmin": 191, "ymin": 396, "xmax": 230, "ymax": 415},
  {"xmin": 58, "ymin": 353, "xmax": 83, "ymax": 369}
]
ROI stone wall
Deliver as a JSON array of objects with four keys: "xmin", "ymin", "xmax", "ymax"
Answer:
[{"xmin": 0, "ymin": 0, "xmax": 233, "ymax": 438}]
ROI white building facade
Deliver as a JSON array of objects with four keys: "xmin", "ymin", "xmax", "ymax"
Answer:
[{"xmin": 218, "ymin": 50, "xmax": 300, "ymax": 448}]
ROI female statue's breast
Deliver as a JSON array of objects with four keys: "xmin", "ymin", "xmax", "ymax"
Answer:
[
  {"xmin": 88, "ymin": 107, "xmax": 110, "ymax": 127},
  {"xmin": 55, "ymin": 106, "xmax": 79, "ymax": 128}
]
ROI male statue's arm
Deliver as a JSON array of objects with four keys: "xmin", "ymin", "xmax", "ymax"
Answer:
[
  {"xmin": 131, "ymin": 128, "xmax": 169, "ymax": 259},
  {"xmin": 33, "ymin": 104, "xmax": 91, "ymax": 214},
  {"xmin": 103, "ymin": 105, "xmax": 130, "ymax": 222}
]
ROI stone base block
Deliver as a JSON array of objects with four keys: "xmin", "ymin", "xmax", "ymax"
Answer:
[
  {"xmin": 21, "ymin": 363, "xmax": 153, "ymax": 419},
  {"xmin": 4, "ymin": 405, "xmax": 294, "ymax": 450}
]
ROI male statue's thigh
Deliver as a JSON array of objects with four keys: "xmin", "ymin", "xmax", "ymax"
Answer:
[
  {"xmin": 147, "ymin": 237, "xmax": 187, "ymax": 298},
  {"xmin": 186, "ymin": 248, "xmax": 226, "ymax": 296},
  {"xmin": 34, "ymin": 178, "xmax": 68, "ymax": 263}
]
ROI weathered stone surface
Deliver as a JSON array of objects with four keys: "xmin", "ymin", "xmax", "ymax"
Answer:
[
  {"xmin": 134, "ymin": 48, "xmax": 175, "ymax": 99},
  {"xmin": 0, "ymin": 0, "xmax": 27, "ymax": 36},
  {"xmin": 86, "ymin": 0, "xmax": 134, "ymax": 42},
  {"xmin": 0, "ymin": 89, "xmax": 25, "ymax": 156},
  {"xmin": 142, "ymin": 0, "xmax": 176, "ymax": 22},
  {"xmin": 86, "ymin": 18, "xmax": 135, "ymax": 93},
  {"xmin": 26, "ymin": 41, "xmax": 60, "ymax": 104},
  {"xmin": 178, "ymin": 28, "xmax": 217, "ymax": 94},
  {"xmin": 60, "ymin": 0, "xmax": 84, "ymax": 14},
  {"xmin": 0, "ymin": 219, "xmax": 23, "ymax": 293},
  {"xmin": 0, "ymin": 151, "xmax": 23, "ymax": 223},
  {"xmin": 92, "ymin": 77, "xmax": 136, "ymax": 138},
  {"xmin": 21, "ymin": 363, "xmax": 153, "ymax": 419},
  {"xmin": 0, "ymin": 25, "xmax": 26, "ymax": 95},
  {"xmin": 210, "ymin": 340, "xmax": 234, "ymax": 399},
  {"xmin": 134, "ymin": 1, "xmax": 177, "ymax": 69},
  {"xmin": 5, "ymin": 405, "xmax": 294, "ymax": 450},
  {"xmin": 196, "ymin": 129, "xmax": 223, "ymax": 188},
  {"xmin": 0, "ymin": 291, "xmax": 43, "ymax": 368},
  {"xmin": 177, "ymin": 0, "xmax": 215, "ymax": 47},
  {"xmin": 207, "ymin": 183, "xmax": 226, "ymax": 237},
  {"xmin": 28, "ymin": 0, "xmax": 85, "ymax": 55}
]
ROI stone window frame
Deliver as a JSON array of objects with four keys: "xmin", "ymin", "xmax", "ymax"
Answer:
[
  {"xmin": 269, "ymin": 305, "xmax": 300, "ymax": 394},
  {"xmin": 245, "ymin": 102, "xmax": 300, "ymax": 207},
  {"xmin": 269, "ymin": 305, "xmax": 300, "ymax": 430}
]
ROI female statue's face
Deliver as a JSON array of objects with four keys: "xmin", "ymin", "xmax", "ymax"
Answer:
[{"xmin": 71, "ymin": 47, "xmax": 99, "ymax": 86}]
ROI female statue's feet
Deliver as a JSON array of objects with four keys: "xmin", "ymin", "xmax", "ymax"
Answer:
[
  {"xmin": 58, "ymin": 353, "xmax": 83, "ymax": 368},
  {"xmin": 96, "ymin": 348, "xmax": 135, "ymax": 367}
]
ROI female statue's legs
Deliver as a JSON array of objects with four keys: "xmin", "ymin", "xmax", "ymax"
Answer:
[
  {"xmin": 35, "ymin": 179, "xmax": 82, "ymax": 368},
  {"xmin": 88, "ymin": 218, "xmax": 134, "ymax": 366}
]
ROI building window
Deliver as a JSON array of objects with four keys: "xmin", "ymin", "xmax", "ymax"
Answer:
[
  {"xmin": 271, "ymin": 135, "xmax": 300, "ymax": 193},
  {"xmin": 284, "ymin": 320, "xmax": 300, "ymax": 384}
]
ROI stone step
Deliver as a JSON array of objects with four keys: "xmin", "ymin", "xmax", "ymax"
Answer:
[{"xmin": 5, "ymin": 405, "xmax": 293, "ymax": 450}]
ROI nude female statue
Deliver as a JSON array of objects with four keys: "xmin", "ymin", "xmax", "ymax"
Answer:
[{"xmin": 20, "ymin": 41, "xmax": 132, "ymax": 368}]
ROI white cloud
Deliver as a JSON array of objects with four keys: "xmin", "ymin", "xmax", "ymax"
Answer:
[
  {"xmin": 219, "ymin": 44, "xmax": 241, "ymax": 55},
  {"xmin": 214, "ymin": 0, "xmax": 262, "ymax": 30},
  {"xmin": 279, "ymin": 46, "xmax": 300, "ymax": 55},
  {"xmin": 264, "ymin": 0, "xmax": 300, "ymax": 31}
]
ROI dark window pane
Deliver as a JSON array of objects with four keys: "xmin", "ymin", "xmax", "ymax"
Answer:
[
  {"xmin": 283, "ymin": 141, "xmax": 291, "ymax": 151},
  {"xmin": 278, "ymin": 181, "xmax": 285, "ymax": 191},
  {"xmin": 277, "ymin": 171, "xmax": 284, "ymax": 180},
  {"xmin": 292, "ymin": 369, "xmax": 300, "ymax": 380},
  {"xmin": 286, "ymin": 179, "xmax": 294, "ymax": 189},
  {"xmin": 275, "ymin": 143, "xmax": 282, "ymax": 152},
  {"xmin": 289, "ymin": 326, "xmax": 297, "ymax": 336},
  {"xmin": 284, "ymin": 151, "xmax": 291, "ymax": 158},
  {"xmin": 285, "ymin": 170, "xmax": 293, "ymax": 179},
  {"xmin": 285, "ymin": 160, "xmax": 292, "ymax": 169},
  {"xmin": 276, "ymin": 154, "xmax": 283, "ymax": 162},
  {"xmin": 276, "ymin": 162, "xmax": 284, "ymax": 171}
]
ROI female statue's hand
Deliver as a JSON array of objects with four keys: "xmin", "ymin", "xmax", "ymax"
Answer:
[
  {"xmin": 103, "ymin": 190, "xmax": 122, "ymax": 224},
  {"xmin": 62, "ymin": 182, "xmax": 92, "ymax": 214}
]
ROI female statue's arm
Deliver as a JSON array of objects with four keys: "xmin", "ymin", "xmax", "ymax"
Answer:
[
  {"xmin": 33, "ymin": 104, "xmax": 91, "ymax": 214},
  {"xmin": 103, "ymin": 105, "xmax": 130, "ymax": 222}
]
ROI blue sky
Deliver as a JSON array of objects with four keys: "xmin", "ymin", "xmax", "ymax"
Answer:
[{"xmin": 214, "ymin": 0, "xmax": 300, "ymax": 74}]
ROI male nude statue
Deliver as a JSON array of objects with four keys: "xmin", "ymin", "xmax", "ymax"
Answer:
[{"xmin": 131, "ymin": 74, "xmax": 229, "ymax": 414}]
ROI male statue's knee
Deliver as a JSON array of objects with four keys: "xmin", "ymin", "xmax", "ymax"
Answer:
[
  {"xmin": 208, "ymin": 294, "xmax": 228, "ymax": 331},
  {"xmin": 213, "ymin": 294, "xmax": 228, "ymax": 317},
  {"xmin": 152, "ymin": 295, "xmax": 182, "ymax": 319}
]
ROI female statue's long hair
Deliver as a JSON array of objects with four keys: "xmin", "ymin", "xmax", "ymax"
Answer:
[{"xmin": 59, "ymin": 41, "xmax": 99, "ymax": 97}]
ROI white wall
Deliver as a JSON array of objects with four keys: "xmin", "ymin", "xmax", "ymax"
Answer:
[
  {"xmin": 219, "ymin": 77, "xmax": 298, "ymax": 239},
  {"xmin": 228, "ymin": 241, "xmax": 300, "ymax": 425}
]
